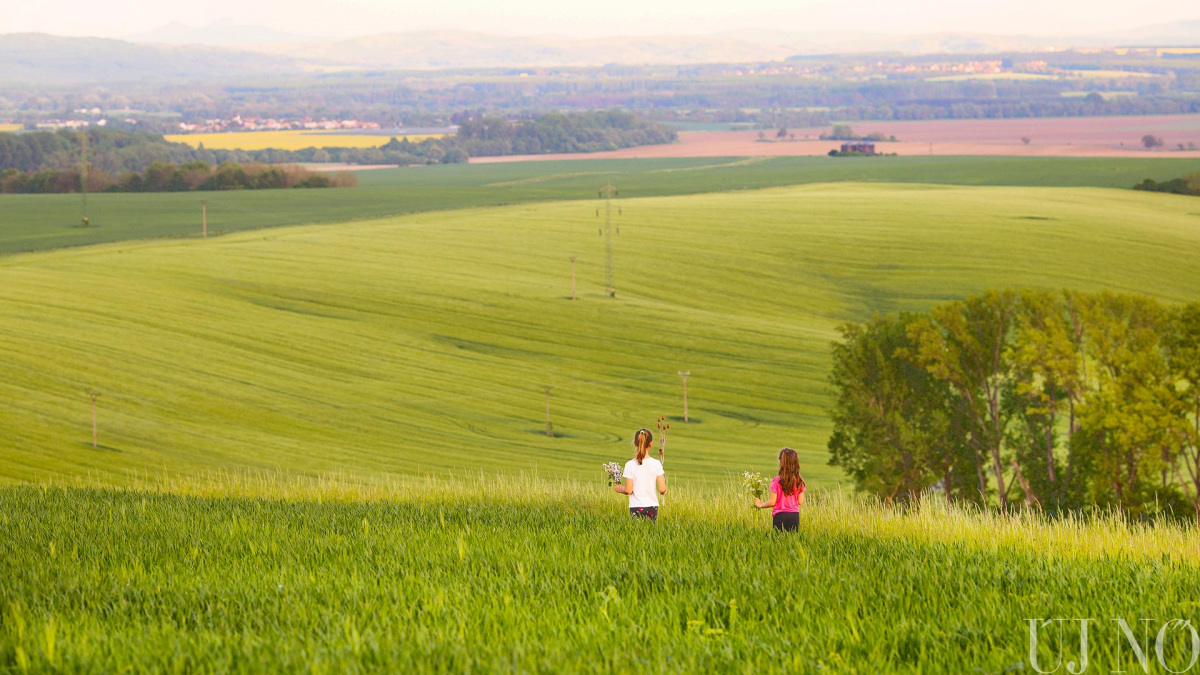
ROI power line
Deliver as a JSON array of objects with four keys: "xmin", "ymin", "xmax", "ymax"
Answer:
[
  {"xmin": 677, "ymin": 371, "xmax": 691, "ymax": 422},
  {"xmin": 542, "ymin": 385, "xmax": 555, "ymax": 437},
  {"xmin": 598, "ymin": 181, "xmax": 619, "ymax": 297}
]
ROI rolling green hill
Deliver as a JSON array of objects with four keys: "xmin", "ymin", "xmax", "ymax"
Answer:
[
  {"xmin": 3, "ymin": 183, "xmax": 1200, "ymax": 487},
  {"xmin": 2, "ymin": 155, "xmax": 1199, "ymax": 255}
]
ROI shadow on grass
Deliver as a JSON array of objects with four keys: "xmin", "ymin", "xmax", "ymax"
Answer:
[{"xmin": 78, "ymin": 441, "xmax": 122, "ymax": 453}]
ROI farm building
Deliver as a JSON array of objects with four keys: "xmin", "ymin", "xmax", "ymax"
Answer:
[{"xmin": 840, "ymin": 142, "xmax": 876, "ymax": 155}]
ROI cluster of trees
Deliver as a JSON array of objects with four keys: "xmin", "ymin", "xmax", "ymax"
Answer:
[
  {"xmin": 452, "ymin": 110, "xmax": 675, "ymax": 155},
  {"xmin": 1140, "ymin": 134, "xmax": 1198, "ymax": 151},
  {"xmin": 826, "ymin": 149, "xmax": 896, "ymax": 157},
  {"xmin": 0, "ymin": 111, "xmax": 675, "ymax": 175},
  {"xmin": 828, "ymin": 290, "xmax": 1200, "ymax": 522},
  {"xmin": 1134, "ymin": 173, "xmax": 1200, "ymax": 196},
  {"xmin": 0, "ymin": 161, "xmax": 355, "ymax": 194},
  {"xmin": 818, "ymin": 124, "xmax": 897, "ymax": 141},
  {"xmin": 1, "ymin": 129, "xmax": 221, "ymax": 174}
]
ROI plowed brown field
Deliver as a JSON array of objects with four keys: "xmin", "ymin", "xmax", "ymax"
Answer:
[{"xmin": 473, "ymin": 114, "xmax": 1200, "ymax": 163}]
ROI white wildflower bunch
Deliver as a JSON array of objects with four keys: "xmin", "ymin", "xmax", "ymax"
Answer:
[
  {"xmin": 603, "ymin": 462, "xmax": 624, "ymax": 486},
  {"xmin": 742, "ymin": 471, "xmax": 768, "ymax": 499}
]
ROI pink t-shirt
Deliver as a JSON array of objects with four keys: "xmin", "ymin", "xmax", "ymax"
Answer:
[{"xmin": 769, "ymin": 476, "xmax": 804, "ymax": 515}]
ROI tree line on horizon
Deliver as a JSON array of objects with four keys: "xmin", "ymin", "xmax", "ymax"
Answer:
[
  {"xmin": 0, "ymin": 111, "xmax": 676, "ymax": 176},
  {"xmin": 0, "ymin": 161, "xmax": 355, "ymax": 194},
  {"xmin": 829, "ymin": 289, "xmax": 1200, "ymax": 522}
]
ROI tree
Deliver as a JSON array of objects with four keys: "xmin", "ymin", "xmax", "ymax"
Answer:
[
  {"xmin": 1143, "ymin": 134, "xmax": 1164, "ymax": 149},
  {"xmin": 1005, "ymin": 290, "xmax": 1089, "ymax": 509},
  {"xmin": 909, "ymin": 291, "xmax": 1019, "ymax": 508},
  {"xmin": 776, "ymin": 126, "xmax": 788, "ymax": 139},
  {"xmin": 828, "ymin": 315, "xmax": 972, "ymax": 502},
  {"xmin": 1073, "ymin": 293, "xmax": 1179, "ymax": 515},
  {"xmin": 1186, "ymin": 172, "xmax": 1200, "ymax": 194},
  {"xmin": 1165, "ymin": 302, "xmax": 1200, "ymax": 524},
  {"xmin": 826, "ymin": 124, "xmax": 856, "ymax": 140}
]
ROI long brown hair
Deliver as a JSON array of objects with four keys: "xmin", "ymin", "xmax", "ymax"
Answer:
[
  {"xmin": 778, "ymin": 447, "xmax": 804, "ymax": 496},
  {"xmin": 633, "ymin": 428, "xmax": 653, "ymax": 465}
]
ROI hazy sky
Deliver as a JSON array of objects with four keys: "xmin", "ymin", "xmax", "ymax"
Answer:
[{"xmin": 1, "ymin": 0, "xmax": 1196, "ymax": 40}]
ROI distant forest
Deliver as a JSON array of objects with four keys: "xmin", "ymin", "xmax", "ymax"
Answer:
[
  {"xmin": 0, "ymin": 111, "xmax": 675, "ymax": 174},
  {"xmin": 0, "ymin": 161, "xmax": 356, "ymax": 194}
]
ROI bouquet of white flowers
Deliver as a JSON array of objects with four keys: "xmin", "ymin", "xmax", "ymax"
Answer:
[
  {"xmin": 742, "ymin": 471, "xmax": 768, "ymax": 500},
  {"xmin": 603, "ymin": 462, "xmax": 624, "ymax": 487}
]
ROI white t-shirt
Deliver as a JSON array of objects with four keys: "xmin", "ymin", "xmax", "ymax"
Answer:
[{"xmin": 623, "ymin": 457, "xmax": 664, "ymax": 508}]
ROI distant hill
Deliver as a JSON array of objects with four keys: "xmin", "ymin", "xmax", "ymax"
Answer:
[
  {"xmin": 2, "ymin": 18, "xmax": 1199, "ymax": 85},
  {"xmin": 1096, "ymin": 19, "xmax": 1200, "ymax": 46},
  {"xmin": 0, "ymin": 33, "xmax": 308, "ymax": 84},
  {"xmin": 726, "ymin": 22, "xmax": 1200, "ymax": 56},
  {"xmin": 126, "ymin": 20, "xmax": 318, "ymax": 47},
  {"xmin": 251, "ymin": 30, "xmax": 798, "ymax": 68},
  {"xmin": 225, "ymin": 22, "xmax": 1200, "ymax": 68}
]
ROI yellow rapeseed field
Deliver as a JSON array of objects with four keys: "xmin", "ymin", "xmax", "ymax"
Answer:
[
  {"xmin": 164, "ymin": 130, "xmax": 445, "ymax": 151},
  {"xmin": 0, "ymin": 123, "xmax": 23, "ymax": 132}
]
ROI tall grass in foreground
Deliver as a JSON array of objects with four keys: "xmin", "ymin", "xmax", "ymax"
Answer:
[
  {"xmin": 43, "ymin": 469, "xmax": 1200, "ymax": 563},
  {"xmin": 3, "ymin": 475, "xmax": 1199, "ymax": 672}
]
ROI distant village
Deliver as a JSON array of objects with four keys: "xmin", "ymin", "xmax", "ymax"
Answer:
[
  {"xmin": 22, "ymin": 112, "xmax": 383, "ymax": 134},
  {"xmin": 175, "ymin": 116, "xmax": 382, "ymax": 134},
  {"xmin": 723, "ymin": 59, "xmax": 1051, "ymax": 78}
]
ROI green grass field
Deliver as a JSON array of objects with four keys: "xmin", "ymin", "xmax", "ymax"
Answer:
[
  {"xmin": 2, "ymin": 155, "xmax": 1199, "ymax": 255},
  {"xmin": 2, "ymin": 183, "xmax": 1200, "ymax": 487},
  {"xmin": 6, "ymin": 162, "xmax": 1200, "ymax": 672},
  {"xmin": 3, "ymin": 478, "xmax": 1199, "ymax": 673}
]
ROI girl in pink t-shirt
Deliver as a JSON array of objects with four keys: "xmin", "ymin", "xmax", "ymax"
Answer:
[{"xmin": 753, "ymin": 447, "xmax": 806, "ymax": 531}]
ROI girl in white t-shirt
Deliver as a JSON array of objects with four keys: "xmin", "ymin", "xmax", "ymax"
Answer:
[{"xmin": 612, "ymin": 428, "xmax": 667, "ymax": 520}]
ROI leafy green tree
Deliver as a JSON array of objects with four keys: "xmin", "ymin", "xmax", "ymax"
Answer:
[
  {"xmin": 1073, "ymin": 293, "xmax": 1180, "ymax": 515},
  {"xmin": 1165, "ymin": 302, "xmax": 1200, "ymax": 523},
  {"xmin": 909, "ymin": 290, "xmax": 1019, "ymax": 508},
  {"xmin": 1004, "ymin": 290, "xmax": 1089, "ymax": 509},
  {"xmin": 829, "ymin": 314, "xmax": 972, "ymax": 502}
]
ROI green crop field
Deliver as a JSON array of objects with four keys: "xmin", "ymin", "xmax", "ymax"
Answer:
[
  {"xmin": 3, "ymin": 478, "xmax": 1199, "ymax": 673},
  {"xmin": 2, "ymin": 155, "xmax": 1199, "ymax": 255},
  {"xmin": 3, "ymin": 183, "xmax": 1200, "ymax": 487},
  {"xmin": 5, "ymin": 175, "xmax": 1200, "ymax": 673}
]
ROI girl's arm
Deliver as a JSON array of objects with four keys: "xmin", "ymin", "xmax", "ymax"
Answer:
[
  {"xmin": 797, "ymin": 491, "xmax": 805, "ymax": 506},
  {"xmin": 613, "ymin": 477, "xmax": 634, "ymax": 495},
  {"xmin": 656, "ymin": 474, "xmax": 667, "ymax": 495},
  {"xmin": 754, "ymin": 492, "xmax": 778, "ymax": 509}
]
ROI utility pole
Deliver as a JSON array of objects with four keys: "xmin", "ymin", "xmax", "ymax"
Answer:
[
  {"xmin": 677, "ymin": 371, "xmax": 690, "ymax": 422},
  {"xmin": 87, "ymin": 391, "xmax": 100, "ymax": 449},
  {"xmin": 79, "ymin": 130, "xmax": 90, "ymax": 227},
  {"xmin": 569, "ymin": 256, "xmax": 577, "ymax": 300},
  {"xmin": 542, "ymin": 385, "xmax": 555, "ymax": 437},
  {"xmin": 598, "ymin": 181, "xmax": 619, "ymax": 297},
  {"xmin": 201, "ymin": 199, "xmax": 208, "ymax": 238}
]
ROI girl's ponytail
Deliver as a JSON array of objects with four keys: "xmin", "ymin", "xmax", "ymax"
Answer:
[
  {"xmin": 633, "ymin": 428, "xmax": 653, "ymax": 465},
  {"xmin": 778, "ymin": 447, "xmax": 803, "ymax": 496}
]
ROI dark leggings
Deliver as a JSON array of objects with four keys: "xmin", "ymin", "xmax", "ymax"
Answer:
[
  {"xmin": 630, "ymin": 506, "xmax": 658, "ymax": 521},
  {"xmin": 772, "ymin": 512, "xmax": 799, "ymax": 532}
]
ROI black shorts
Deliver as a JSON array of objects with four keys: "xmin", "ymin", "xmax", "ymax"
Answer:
[
  {"xmin": 630, "ymin": 506, "xmax": 658, "ymax": 520},
  {"xmin": 772, "ymin": 512, "xmax": 799, "ymax": 532}
]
